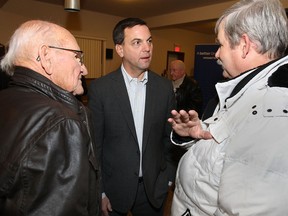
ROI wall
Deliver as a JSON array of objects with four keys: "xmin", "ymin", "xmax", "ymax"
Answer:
[
  {"xmin": 0, "ymin": 0, "xmax": 123, "ymax": 75},
  {"xmin": 0, "ymin": 0, "xmax": 215, "ymax": 76},
  {"xmin": 150, "ymin": 28, "xmax": 215, "ymax": 76}
]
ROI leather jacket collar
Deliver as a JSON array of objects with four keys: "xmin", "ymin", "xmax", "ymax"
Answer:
[{"xmin": 11, "ymin": 66, "xmax": 81, "ymax": 112}]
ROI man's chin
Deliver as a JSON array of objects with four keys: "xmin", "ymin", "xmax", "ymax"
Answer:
[{"xmin": 73, "ymin": 88, "xmax": 84, "ymax": 96}]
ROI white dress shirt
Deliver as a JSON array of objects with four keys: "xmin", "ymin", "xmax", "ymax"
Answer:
[{"xmin": 122, "ymin": 64, "xmax": 148, "ymax": 177}]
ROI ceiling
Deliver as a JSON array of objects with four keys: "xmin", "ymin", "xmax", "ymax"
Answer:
[
  {"xmin": 31, "ymin": 0, "xmax": 236, "ymax": 34},
  {"xmin": 34, "ymin": 0, "xmax": 233, "ymax": 19}
]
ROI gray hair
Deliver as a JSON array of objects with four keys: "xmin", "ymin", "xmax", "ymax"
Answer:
[
  {"xmin": 0, "ymin": 20, "xmax": 62, "ymax": 75},
  {"xmin": 215, "ymin": 0, "xmax": 288, "ymax": 59}
]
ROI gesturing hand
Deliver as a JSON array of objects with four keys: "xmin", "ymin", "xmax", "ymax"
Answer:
[{"xmin": 168, "ymin": 110, "xmax": 212, "ymax": 140}]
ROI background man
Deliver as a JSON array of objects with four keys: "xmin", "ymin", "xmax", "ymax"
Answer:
[
  {"xmin": 169, "ymin": 59, "xmax": 203, "ymax": 164},
  {"xmin": 170, "ymin": 59, "xmax": 203, "ymax": 116}
]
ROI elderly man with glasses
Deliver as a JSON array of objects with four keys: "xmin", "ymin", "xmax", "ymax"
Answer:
[{"xmin": 0, "ymin": 20, "xmax": 101, "ymax": 216}]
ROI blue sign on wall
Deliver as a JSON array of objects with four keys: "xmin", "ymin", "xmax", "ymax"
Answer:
[{"xmin": 194, "ymin": 44, "xmax": 224, "ymax": 113}]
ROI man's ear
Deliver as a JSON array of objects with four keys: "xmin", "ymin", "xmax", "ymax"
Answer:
[
  {"xmin": 240, "ymin": 34, "xmax": 251, "ymax": 59},
  {"xmin": 115, "ymin": 44, "xmax": 124, "ymax": 58},
  {"xmin": 38, "ymin": 45, "xmax": 52, "ymax": 75}
]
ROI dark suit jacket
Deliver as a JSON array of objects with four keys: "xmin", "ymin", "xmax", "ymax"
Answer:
[{"xmin": 88, "ymin": 68, "xmax": 176, "ymax": 213}]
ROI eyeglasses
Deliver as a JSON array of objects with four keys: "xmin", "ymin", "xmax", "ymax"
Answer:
[{"xmin": 48, "ymin": 45, "xmax": 84, "ymax": 65}]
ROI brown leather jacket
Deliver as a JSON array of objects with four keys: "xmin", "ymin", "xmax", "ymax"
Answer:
[{"xmin": 0, "ymin": 67, "xmax": 101, "ymax": 215}]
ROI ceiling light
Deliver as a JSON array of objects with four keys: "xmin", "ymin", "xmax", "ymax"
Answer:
[{"xmin": 64, "ymin": 0, "xmax": 80, "ymax": 12}]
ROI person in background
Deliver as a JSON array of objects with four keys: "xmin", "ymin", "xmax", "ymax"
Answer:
[
  {"xmin": 168, "ymin": 0, "xmax": 288, "ymax": 215},
  {"xmin": 0, "ymin": 20, "xmax": 101, "ymax": 216},
  {"xmin": 169, "ymin": 59, "xmax": 203, "ymax": 164},
  {"xmin": 88, "ymin": 17, "xmax": 176, "ymax": 216},
  {"xmin": 170, "ymin": 60, "xmax": 203, "ymax": 116}
]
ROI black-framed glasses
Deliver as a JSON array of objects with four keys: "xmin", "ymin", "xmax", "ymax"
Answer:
[{"xmin": 48, "ymin": 45, "xmax": 84, "ymax": 65}]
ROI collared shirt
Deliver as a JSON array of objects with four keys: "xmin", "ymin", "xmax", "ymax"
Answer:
[
  {"xmin": 172, "ymin": 75, "xmax": 185, "ymax": 92},
  {"xmin": 121, "ymin": 64, "xmax": 148, "ymax": 177}
]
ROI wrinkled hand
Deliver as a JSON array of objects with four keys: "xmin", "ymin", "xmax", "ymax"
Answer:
[
  {"xmin": 168, "ymin": 110, "xmax": 212, "ymax": 139},
  {"xmin": 101, "ymin": 196, "xmax": 112, "ymax": 216}
]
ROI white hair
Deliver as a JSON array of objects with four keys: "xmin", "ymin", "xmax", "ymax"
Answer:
[{"xmin": 215, "ymin": 0, "xmax": 288, "ymax": 59}]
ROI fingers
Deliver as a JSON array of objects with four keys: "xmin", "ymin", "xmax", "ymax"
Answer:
[
  {"xmin": 101, "ymin": 197, "xmax": 112, "ymax": 216},
  {"xmin": 107, "ymin": 201, "xmax": 112, "ymax": 211},
  {"xmin": 169, "ymin": 109, "xmax": 213, "ymax": 140},
  {"xmin": 102, "ymin": 210, "xmax": 109, "ymax": 216},
  {"xmin": 188, "ymin": 110, "xmax": 199, "ymax": 121},
  {"xmin": 168, "ymin": 110, "xmax": 181, "ymax": 126},
  {"xmin": 170, "ymin": 110, "xmax": 190, "ymax": 123},
  {"xmin": 168, "ymin": 110, "xmax": 199, "ymax": 128}
]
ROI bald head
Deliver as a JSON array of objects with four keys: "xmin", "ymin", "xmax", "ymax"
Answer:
[
  {"xmin": 1, "ymin": 20, "xmax": 77, "ymax": 75},
  {"xmin": 1, "ymin": 20, "xmax": 87, "ymax": 95},
  {"xmin": 170, "ymin": 60, "xmax": 186, "ymax": 81}
]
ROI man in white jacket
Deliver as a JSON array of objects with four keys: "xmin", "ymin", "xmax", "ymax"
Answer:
[{"xmin": 168, "ymin": 0, "xmax": 288, "ymax": 215}]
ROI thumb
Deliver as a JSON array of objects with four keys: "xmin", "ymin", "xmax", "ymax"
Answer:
[
  {"xmin": 107, "ymin": 201, "xmax": 113, "ymax": 211},
  {"xmin": 200, "ymin": 131, "xmax": 213, "ymax": 140}
]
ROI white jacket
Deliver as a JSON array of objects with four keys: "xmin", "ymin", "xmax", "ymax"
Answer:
[{"xmin": 171, "ymin": 56, "xmax": 288, "ymax": 216}]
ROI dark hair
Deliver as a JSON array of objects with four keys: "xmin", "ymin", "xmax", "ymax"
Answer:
[{"xmin": 113, "ymin": 17, "xmax": 147, "ymax": 45}]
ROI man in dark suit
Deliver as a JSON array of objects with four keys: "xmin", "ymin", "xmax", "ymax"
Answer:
[{"xmin": 88, "ymin": 17, "xmax": 176, "ymax": 216}]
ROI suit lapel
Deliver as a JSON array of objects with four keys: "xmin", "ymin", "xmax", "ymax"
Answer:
[
  {"xmin": 110, "ymin": 69, "xmax": 138, "ymax": 143},
  {"xmin": 142, "ymin": 72, "xmax": 155, "ymax": 152}
]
